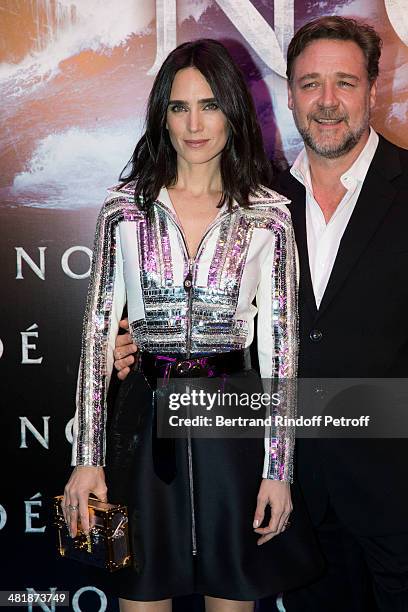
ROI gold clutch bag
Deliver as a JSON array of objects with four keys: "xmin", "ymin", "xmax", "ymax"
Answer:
[{"xmin": 53, "ymin": 495, "xmax": 131, "ymax": 572}]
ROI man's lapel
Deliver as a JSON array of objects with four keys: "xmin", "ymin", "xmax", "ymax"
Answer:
[{"xmin": 317, "ymin": 137, "xmax": 400, "ymax": 318}]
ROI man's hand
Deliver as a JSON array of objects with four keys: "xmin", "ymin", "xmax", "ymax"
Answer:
[
  {"xmin": 253, "ymin": 479, "xmax": 292, "ymax": 545},
  {"xmin": 114, "ymin": 318, "xmax": 138, "ymax": 380}
]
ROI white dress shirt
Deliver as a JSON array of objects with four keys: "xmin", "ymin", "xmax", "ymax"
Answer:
[{"xmin": 290, "ymin": 128, "xmax": 379, "ymax": 308}]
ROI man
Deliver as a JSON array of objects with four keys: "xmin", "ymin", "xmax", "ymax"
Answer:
[{"xmin": 113, "ymin": 17, "xmax": 408, "ymax": 611}]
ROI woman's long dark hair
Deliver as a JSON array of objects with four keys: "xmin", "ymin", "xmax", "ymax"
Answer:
[{"xmin": 120, "ymin": 39, "xmax": 273, "ymax": 209}]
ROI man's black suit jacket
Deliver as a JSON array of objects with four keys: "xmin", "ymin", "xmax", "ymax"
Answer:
[{"xmin": 276, "ymin": 135, "xmax": 408, "ymax": 536}]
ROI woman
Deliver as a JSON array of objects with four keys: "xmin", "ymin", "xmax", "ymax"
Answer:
[{"xmin": 63, "ymin": 39, "xmax": 321, "ymax": 611}]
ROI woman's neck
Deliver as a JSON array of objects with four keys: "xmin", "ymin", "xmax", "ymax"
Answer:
[{"xmin": 173, "ymin": 158, "xmax": 222, "ymax": 196}]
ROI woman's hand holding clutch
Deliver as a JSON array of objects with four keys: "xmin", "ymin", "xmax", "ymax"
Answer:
[{"xmin": 62, "ymin": 466, "xmax": 107, "ymax": 538}]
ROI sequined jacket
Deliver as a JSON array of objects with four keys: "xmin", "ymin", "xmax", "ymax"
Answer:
[{"xmin": 71, "ymin": 182, "xmax": 299, "ymax": 480}]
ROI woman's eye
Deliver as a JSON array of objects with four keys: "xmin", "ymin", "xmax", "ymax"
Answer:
[
  {"xmin": 203, "ymin": 102, "xmax": 219, "ymax": 110},
  {"xmin": 169, "ymin": 104, "xmax": 187, "ymax": 113}
]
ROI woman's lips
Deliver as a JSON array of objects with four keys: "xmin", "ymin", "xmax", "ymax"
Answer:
[{"xmin": 183, "ymin": 139, "xmax": 210, "ymax": 148}]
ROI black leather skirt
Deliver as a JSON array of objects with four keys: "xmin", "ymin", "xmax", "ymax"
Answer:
[{"xmin": 100, "ymin": 355, "xmax": 323, "ymax": 602}]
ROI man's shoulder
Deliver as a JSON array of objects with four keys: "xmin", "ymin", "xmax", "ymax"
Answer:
[
  {"xmin": 274, "ymin": 167, "xmax": 294, "ymax": 184},
  {"xmin": 273, "ymin": 167, "xmax": 305, "ymax": 202},
  {"xmin": 372, "ymin": 135, "xmax": 408, "ymax": 182},
  {"xmin": 377, "ymin": 134, "xmax": 408, "ymax": 154},
  {"xmin": 380, "ymin": 135, "xmax": 408, "ymax": 161}
]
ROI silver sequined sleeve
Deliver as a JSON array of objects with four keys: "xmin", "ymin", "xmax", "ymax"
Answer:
[
  {"xmin": 71, "ymin": 194, "xmax": 127, "ymax": 466},
  {"xmin": 256, "ymin": 206, "xmax": 299, "ymax": 481}
]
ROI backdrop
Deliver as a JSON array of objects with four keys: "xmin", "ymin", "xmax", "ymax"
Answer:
[{"xmin": 1, "ymin": 1, "xmax": 407, "ymax": 611}]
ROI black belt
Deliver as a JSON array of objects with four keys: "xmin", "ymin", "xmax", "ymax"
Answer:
[
  {"xmin": 137, "ymin": 349, "xmax": 251, "ymax": 380},
  {"xmin": 136, "ymin": 349, "xmax": 251, "ymax": 484}
]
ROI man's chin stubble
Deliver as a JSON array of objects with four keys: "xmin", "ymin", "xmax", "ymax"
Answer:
[
  {"xmin": 300, "ymin": 129, "xmax": 363, "ymax": 159},
  {"xmin": 295, "ymin": 116, "xmax": 369, "ymax": 159}
]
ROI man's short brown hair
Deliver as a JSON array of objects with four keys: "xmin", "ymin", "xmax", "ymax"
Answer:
[{"xmin": 287, "ymin": 16, "xmax": 382, "ymax": 84}]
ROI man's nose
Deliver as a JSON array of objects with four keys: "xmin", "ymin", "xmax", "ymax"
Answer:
[{"xmin": 318, "ymin": 82, "xmax": 339, "ymax": 108}]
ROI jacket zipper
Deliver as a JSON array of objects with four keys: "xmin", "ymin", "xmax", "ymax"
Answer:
[
  {"xmin": 183, "ymin": 260, "xmax": 196, "ymax": 554},
  {"xmin": 155, "ymin": 202, "xmax": 228, "ymax": 557},
  {"xmin": 183, "ymin": 260, "xmax": 194, "ymax": 359},
  {"xmin": 186, "ymin": 382, "xmax": 197, "ymax": 555}
]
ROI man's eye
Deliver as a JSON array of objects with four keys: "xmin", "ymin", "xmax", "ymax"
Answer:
[
  {"xmin": 169, "ymin": 104, "xmax": 187, "ymax": 112},
  {"xmin": 203, "ymin": 102, "xmax": 219, "ymax": 110},
  {"xmin": 302, "ymin": 82, "xmax": 318, "ymax": 89},
  {"xmin": 338, "ymin": 81, "xmax": 354, "ymax": 88}
]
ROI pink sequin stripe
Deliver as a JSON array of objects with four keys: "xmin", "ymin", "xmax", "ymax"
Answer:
[
  {"xmin": 157, "ymin": 207, "xmax": 174, "ymax": 285},
  {"xmin": 207, "ymin": 216, "xmax": 232, "ymax": 288},
  {"xmin": 221, "ymin": 215, "xmax": 253, "ymax": 290},
  {"xmin": 265, "ymin": 208, "xmax": 298, "ymax": 481},
  {"xmin": 138, "ymin": 211, "xmax": 157, "ymax": 277},
  {"xmin": 76, "ymin": 194, "xmax": 141, "ymax": 465}
]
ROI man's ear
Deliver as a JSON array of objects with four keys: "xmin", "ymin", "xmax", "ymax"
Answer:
[
  {"xmin": 287, "ymin": 81, "xmax": 294, "ymax": 111},
  {"xmin": 369, "ymin": 79, "xmax": 377, "ymax": 111}
]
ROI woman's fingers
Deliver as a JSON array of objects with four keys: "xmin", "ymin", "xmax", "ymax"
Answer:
[
  {"xmin": 254, "ymin": 479, "xmax": 292, "ymax": 544},
  {"xmin": 277, "ymin": 507, "xmax": 292, "ymax": 534},
  {"xmin": 269, "ymin": 504, "xmax": 282, "ymax": 534},
  {"xmin": 62, "ymin": 466, "xmax": 107, "ymax": 538},
  {"xmin": 257, "ymin": 531, "xmax": 277, "ymax": 545},
  {"xmin": 256, "ymin": 507, "xmax": 292, "ymax": 544},
  {"xmin": 256, "ymin": 532, "xmax": 274, "ymax": 545},
  {"xmin": 66, "ymin": 488, "xmax": 108, "ymax": 537},
  {"xmin": 254, "ymin": 504, "xmax": 282, "ymax": 540},
  {"xmin": 68, "ymin": 501, "xmax": 81, "ymax": 538},
  {"xmin": 62, "ymin": 492, "xmax": 68, "ymax": 528},
  {"xmin": 253, "ymin": 494, "xmax": 267, "ymax": 529},
  {"xmin": 254, "ymin": 479, "xmax": 292, "ymax": 545}
]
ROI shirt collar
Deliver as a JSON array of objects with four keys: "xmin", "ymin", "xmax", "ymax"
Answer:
[
  {"xmin": 290, "ymin": 127, "xmax": 379, "ymax": 192},
  {"xmin": 157, "ymin": 186, "xmax": 175, "ymax": 212}
]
